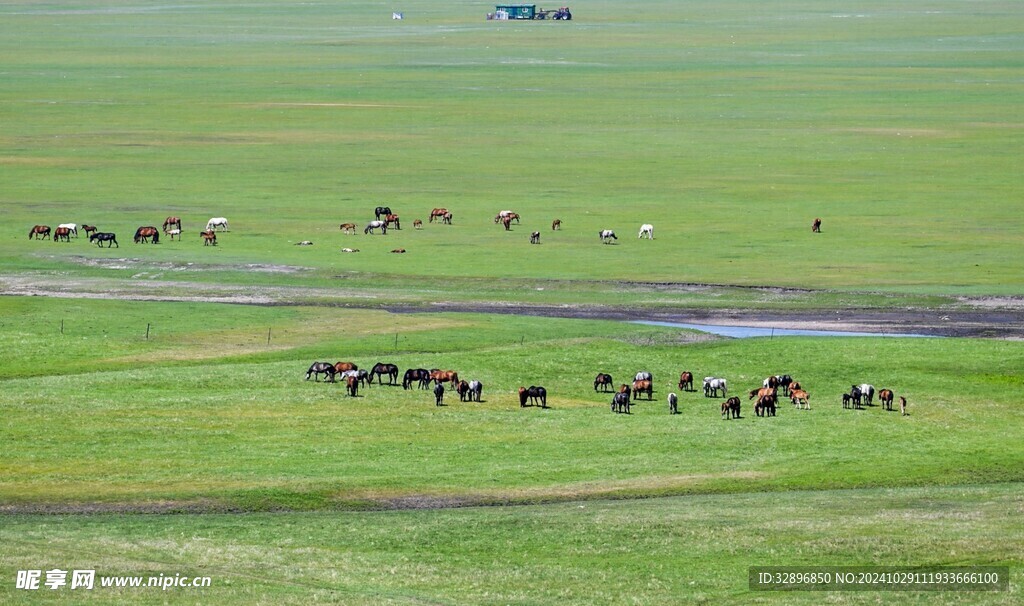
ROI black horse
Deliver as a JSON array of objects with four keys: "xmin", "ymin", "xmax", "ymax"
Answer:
[
  {"xmin": 403, "ymin": 368, "xmax": 432, "ymax": 390},
  {"xmin": 433, "ymin": 383, "xmax": 445, "ymax": 406},
  {"xmin": 305, "ymin": 362, "xmax": 336, "ymax": 382},
  {"xmin": 369, "ymin": 362, "xmax": 399, "ymax": 385},
  {"xmin": 594, "ymin": 373, "xmax": 614, "ymax": 392},
  {"xmin": 89, "ymin": 232, "xmax": 118, "ymax": 247},
  {"xmin": 374, "ymin": 206, "xmax": 393, "ymax": 221},
  {"xmin": 611, "ymin": 391, "xmax": 631, "ymax": 414},
  {"xmin": 526, "ymin": 386, "xmax": 547, "ymax": 408}
]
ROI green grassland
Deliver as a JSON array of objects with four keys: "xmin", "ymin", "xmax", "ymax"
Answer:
[{"xmin": 1, "ymin": 0, "xmax": 1022, "ymax": 296}]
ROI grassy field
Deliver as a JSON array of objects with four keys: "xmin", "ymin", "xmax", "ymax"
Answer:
[{"xmin": 1, "ymin": 0, "xmax": 1022, "ymax": 296}]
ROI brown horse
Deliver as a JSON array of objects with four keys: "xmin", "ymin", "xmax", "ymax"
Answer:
[
  {"xmin": 29, "ymin": 225, "xmax": 51, "ymax": 240},
  {"xmin": 390, "ymin": 248, "xmax": 406, "ymax": 254},
  {"xmin": 790, "ymin": 389, "xmax": 810, "ymax": 410},
  {"xmin": 82, "ymin": 225, "xmax": 98, "ymax": 236},
  {"xmin": 134, "ymin": 226, "xmax": 160, "ymax": 244},
  {"xmin": 812, "ymin": 218, "xmax": 822, "ymax": 233},
  {"xmin": 429, "ymin": 208, "xmax": 448, "ymax": 223},
  {"xmin": 749, "ymin": 387, "xmax": 776, "ymax": 400},
  {"xmin": 53, "ymin": 227, "xmax": 72, "ymax": 242},
  {"xmin": 429, "ymin": 369, "xmax": 459, "ymax": 386},
  {"xmin": 879, "ymin": 389, "xmax": 894, "ymax": 411},
  {"xmin": 632, "ymin": 379, "xmax": 653, "ymax": 400},
  {"xmin": 594, "ymin": 373, "xmax": 614, "ymax": 392},
  {"xmin": 163, "ymin": 216, "xmax": 181, "ymax": 233},
  {"xmin": 346, "ymin": 375, "xmax": 359, "ymax": 397},
  {"xmin": 201, "ymin": 230, "xmax": 217, "ymax": 246},
  {"xmin": 333, "ymin": 361, "xmax": 358, "ymax": 374},
  {"xmin": 899, "ymin": 396, "xmax": 907, "ymax": 415},
  {"xmin": 455, "ymin": 380, "xmax": 470, "ymax": 401},
  {"xmin": 678, "ymin": 371, "xmax": 694, "ymax": 391},
  {"xmin": 385, "ymin": 214, "xmax": 401, "ymax": 230},
  {"xmin": 413, "ymin": 219, "xmax": 423, "ymax": 229},
  {"xmin": 442, "ymin": 211, "xmax": 452, "ymax": 225},
  {"xmin": 551, "ymin": 218, "xmax": 561, "ymax": 231},
  {"xmin": 755, "ymin": 394, "xmax": 776, "ymax": 417},
  {"xmin": 339, "ymin": 223, "xmax": 357, "ymax": 234},
  {"xmin": 722, "ymin": 397, "xmax": 741, "ymax": 419}
]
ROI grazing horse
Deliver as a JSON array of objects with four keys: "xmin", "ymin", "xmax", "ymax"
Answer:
[
  {"xmin": 879, "ymin": 389, "xmax": 894, "ymax": 411},
  {"xmin": 812, "ymin": 217, "xmax": 822, "ymax": 233},
  {"xmin": 333, "ymin": 361, "xmax": 358, "ymax": 379},
  {"xmin": 599, "ymin": 229, "xmax": 617, "ymax": 244},
  {"xmin": 206, "ymin": 217, "xmax": 229, "ymax": 231},
  {"xmin": 519, "ymin": 386, "xmax": 547, "ymax": 408},
  {"xmin": 385, "ymin": 214, "xmax": 401, "ymax": 230},
  {"xmin": 632, "ymin": 379, "xmax": 653, "ymax": 400},
  {"xmin": 858, "ymin": 384, "xmax": 875, "ymax": 406},
  {"xmin": 790, "ymin": 389, "xmax": 810, "ymax": 410},
  {"xmin": 429, "ymin": 369, "xmax": 459, "ymax": 387},
  {"xmin": 703, "ymin": 377, "xmax": 727, "ymax": 398},
  {"xmin": 369, "ymin": 363, "xmax": 399, "ymax": 385},
  {"xmin": 429, "ymin": 208, "xmax": 448, "ymax": 223},
  {"xmin": 551, "ymin": 218, "xmax": 561, "ymax": 231},
  {"xmin": 668, "ymin": 392, "xmax": 679, "ymax": 414},
  {"xmin": 442, "ymin": 211, "xmax": 452, "ymax": 225},
  {"xmin": 403, "ymin": 368, "xmax": 431, "ymax": 390},
  {"xmin": 165, "ymin": 228, "xmax": 182, "ymax": 241},
  {"xmin": 390, "ymin": 248, "xmax": 406, "ymax": 254},
  {"xmin": 849, "ymin": 385, "xmax": 863, "ymax": 408},
  {"xmin": 163, "ymin": 217, "xmax": 181, "ymax": 233},
  {"xmin": 90, "ymin": 232, "xmax": 118, "ymax": 247},
  {"xmin": 755, "ymin": 394, "xmax": 776, "ymax": 417},
  {"xmin": 749, "ymin": 387, "xmax": 776, "ymax": 401},
  {"xmin": 635, "ymin": 371, "xmax": 652, "ymax": 382},
  {"xmin": 722, "ymin": 397, "xmax": 741, "ymax": 419},
  {"xmin": 468, "ymin": 380, "xmax": 483, "ymax": 402},
  {"xmin": 201, "ymin": 230, "xmax": 217, "ymax": 246},
  {"xmin": 29, "ymin": 225, "xmax": 51, "ymax": 240},
  {"xmin": 899, "ymin": 396, "xmax": 907, "ymax": 416},
  {"xmin": 638, "ymin": 224, "xmax": 654, "ymax": 239},
  {"xmin": 82, "ymin": 225, "xmax": 98, "ymax": 236},
  {"xmin": 611, "ymin": 391, "xmax": 631, "ymax": 414},
  {"xmin": 413, "ymin": 219, "xmax": 423, "ymax": 229},
  {"xmin": 500, "ymin": 216, "xmax": 513, "ymax": 231},
  {"xmin": 433, "ymin": 383, "xmax": 445, "ymax": 406},
  {"xmin": 530, "ymin": 231, "xmax": 540, "ymax": 244},
  {"xmin": 53, "ymin": 227, "xmax": 72, "ymax": 242},
  {"xmin": 346, "ymin": 375, "xmax": 359, "ymax": 397},
  {"xmin": 305, "ymin": 362, "xmax": 335, "ymax": 382},
  {"xmin": 777, "ymin": 375, "xmax": 794, "ymax": 396},
  {"xmin": 134, "ymin": 226, "xmax": 160, "ymax": 244},
  {"xmin": 678, "ymin": 371, "xmax": 694, "ymax": 392},
  {"xmin": 374, "ymin": 206, "xmax": 393, "ymax": 221},
  {"xmin": 494, "ymin": 210, "xmax": 519, "ymax": 224},
  {"xmin": 364, "ymin": 220, "xmax": 387, "ymax": 235},
  {"xmin": 341, "ymin": 247, "xmax": 359, "ymax": 253},
  {"xmin": 58, "ymin": 223, "xmax": 78, "ymax": 237},
  {"xmin": 339, "ymin": 223, "xmax": 357, "ymax": 234},
  {"xmin": 594, "ymin": 373, "xmax": 614, "ymax": 392},
  {"xmin": 763, "ymin": 376, "xmax": 780, "ymax": 390},
  {"xmin": 455, "ymin": 380, "xmax": 470, "ymax": 402}
]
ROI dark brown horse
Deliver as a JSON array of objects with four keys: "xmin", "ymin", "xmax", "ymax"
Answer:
[
  {"xmin": 594, "ymin": 373, "xmax": 614, "ymax": 392},
  {"xmin": 369, "ymin": 363, "xmax": 399, "ymax": 385},
  {"xmin": 29, "ymin": 225, "xmax": 51, "ymax": 240},
  {"xmin": 722, "ymin": 397, "xmax": 741, "ymax": 419},
  {"xmin": 501, "ymin": 216, "xmax": 513, "ymax": 231},
  {"xmin": 755, "ymin": 394, "xmax": 776, "ymax": 417},
  {"xmin": 53, "ymin": 227, "xmax": 72, "ymax": 242},
  {"xmin": 82, "ymin": 225, "xmax": 98, "ymax": 236},
  {"xmin": 134, "ymin": 226, "xmax": 160, "ymax": 244},
  {"xmin": 346, "ymin": 375, "xmax": 359, "ymax": 397},
  {"xmin": 455, "ymin": 380, "xmax": 470, "ymax": 401},
  {"xmin": 879, "ymin": 389, "xmax": 894, "ymax": 411},
  {"xmin": 551, "ymin": 218, "xmax": 561, "ymax": 230},
  {"xmin": 305, "ymin": 362, "xmax": 335, "ymax": 382},
  {"xmin": 678, "ymin": 371, "xmax": 694, "ymax": 391},
  {"xmin": 163, "ymin": 216, "xmax": 181, "ymax": 233},
  {"xmin": 201, "ymin": 230, "xmax": 217, "ymax": 246},
  {"xmin": 812, "ymin": 217, "xmax": 822, "ymax": 233},
  {"xmin": 632, "ymin": 379, "xmax": 653, "ymax": 400},
  {"xmin": 413, "ymin": 219, "xmax": 423, "ymax": 229},
  {"xmin": 403, "ymin": 368, "xmax": 431, "ymax": 390},
  {"xmin": 385, "ymin": 214, "xmax": 401, "ymax": 230},
  {"xmin": 429, "ymin": 208, "xmax": 448, "ymax": 223}
]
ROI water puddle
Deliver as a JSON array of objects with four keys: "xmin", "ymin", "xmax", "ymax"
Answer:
[{"xmin": 633, "ymin": 321, "xmax": 939, "ymax": 339}]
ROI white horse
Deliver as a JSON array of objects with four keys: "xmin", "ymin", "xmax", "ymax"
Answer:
[
  {"xmin": 363, "ymin": 220, "xmax": 387, "ymax": 235},
  {"xmin": 703, "ymin": 377, "xmax": 727, "ymax": 398},
  {"xmin": 635, "ymin": 371, "xmax": 652, "ymax": 382},
  {"xmin": 638, "ymin": 224, "xmax": 654, "ymax": 239},
  {"xmin": 668, "ymin": 392, "xmax": 678, "ymax": 414},
  {"xmin": 858, "ymin": 384, "xmax": 875, "ymax": 405},
  {"xmin": 599, "ymin": 229, "xmax": 617, "ymax": 244},
  {"xmin": 165, "ymin": 228, "xmax": 182, "ymax": 241},
  {"xmin": 58, "ymin": 223, "xmax": 78, "ymax": 237},
  {"xmin": 206, "ymin": 217, "xmax": 229, "ymax": 231}
]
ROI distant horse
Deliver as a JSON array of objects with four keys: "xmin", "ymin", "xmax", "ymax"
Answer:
[
  {"xmin": 206, "ymin": 217, "xmax": 229, "ymax": 231},
  {"xmin": 339, "ymin": 223, "xmax": 357, "ymax": 234},
  {"xmin": 429, "ymin": 369, "xmax": 459, "ymax": 386},
  {"xmin": 163, "ymin": 217, "xmax": 181, "ymax": 233},
  {"xmin": 90, "ymin": 232, "xmax": 118, "ymax": 247},
  {"xmin": 776, "ymin": 375, "xmax": 794, "ymax": 396},
  {"xmin": 635, "ymin": 371, "xmax": 652, "ymax": 382},
  {"xmin": 403, "ymin": 368, "xmax": 432, "ymax": 390},
  {"xmin": 879, "ymin": 389, "xmax": 894, "ymax": 411},
  {"xmin": 53, "ymin": 227, "xmax": 72, "ymax": 242},
  {"xmin": 341, "ymin": 247, "xmax": 360, "ymax": 253},
  {"xmin": 166, "ymin": 228, "xmax": 182, "ymax": 241},
  {"xmin": 678, "ymin": 371, "xmax": 694, "ymax": 392},
  {"xmin": 530, "ymin": 231, "xmax": 540, "ymax": 244},
  {"xmin": 594, "ymin": 373, "xmax": 614, "ymax": 392},
  {"xmin": 385, "ymin": 214, "xmax": 401, "ymax": 230},
  {"xmin": 812, "ymin": 218, "xmax": 822, "ymax": 233},
  {"xmin": 638, "ymin": 224, "xmax": 654, "ymax": 239},
  {"xmin": 374, "ymin": 206, "xmax": 393, "ymax": 221},
  {"xmin": 134, "ymin": 226, "xmax": 160, "ymax": 244},
  {"xmin": 390, "ymin": 248, "xmax": 406, "ymax": 254},
  {"xmin": 294, "ymin": 241, "xmax": 313, "ymax": 246},
  {"xmin": 527, "ymin": 386, "xmax": 547, "ymax": 407},
  {"xmin": 455, "ymin": 380, "xmax": 471, "ymax": 402},
  {"xmin": 369, "ymin": 363, "xmax": 399, "ymax": 385},
  {"xmin": 842, "ymin": 393, "xmax": 854, "ymax": 409},
  {"xmin": 749, "ymin": 387, "xmax": 776, "ymax": 401},
  {"xmin": 722, "ymin": 397, "xmax": 741, "ymax": 419},
  {"xmin": 57, "ymin": 223, "xmax": 78, "ymax": 237},
  {"xmin": 468, "ymin": 380, "xmax": 483, "ymax": 402},
  {"xmin": 849, "ymin": 385, "xmax": 863, "ymax": 408},
  {"xmin": 29, "ymin": 225, "xmax": 51, "ymax": 240},
  {"xmin": 333, "ymin": 361, "xmax": 358, "ymax": 377},
  {"xmin": 551, "ymin": 218, "xmax": 561, "ymax": 231},
  {"xmin": 305, "ymin": 362, "xmax": 335, "ymax": 382},
  {"xmin": 413, "ymin": 219, "xmax": 423, "ymax": 229},
  {"xmin": 790, "ymin": 389, "xmax": 810, "ymax": 410},
  {"xmin": 433, "ymin": 383, "xmax": 445, "ymax": 406},
  {"xmin": 763, "ymin": 376, "xmax": 780, "ymax": 390},
  {"xmin": 632, "ymin": 379, "xmax": 653, "ymax": 400},
  {"xmin": 703, "ymin": 377, "xmax": 727, "ymax": 398},
  {"xmin": 599, "ymin": 229, "xmax": 617, "ymax": 244},
  {"xmin": 442, "ymin": 211, "xmax": 452, "ymax": 225},
  {"xmin": 346, "ymin": 375, "xmax": 359, "ymax": 397},
  {"xmin": 899, "ymin": 396, "xmax": 907, "ymax": 416},
  {"xmin": 755, "ymin": 394, "xmax": 776, "ymax": 417},
  {"xmin": 857, "ymin": 384, "xmax": 875, "ymax": 406},
  {"xmin": 364, "ymin": 220, "xmax": 387, "ymax": 235},
  {"xmin": 201, "ymin": 230, "xmax": 217, "ymax": 246},
  {"xmin": 429, "ymin": 208, "xmax": 448, "ymax": 223},
  {"xmin": 82, "ymin": 225, "xmax": 98, "ymax": 236},
  {"xmin": 668, "ymin": 392, "xmax": 679, "ymax": 414},
  {"xmin": 494, "ymin": 210, "xmax": 519, "ymax": 224},
  {"xmin": 611, "ymin": 391, "xmax": 631, "ymax": 414},
  {"xmin": 501, "ymin": 216, "xmax": 513, "ymax": 231}
]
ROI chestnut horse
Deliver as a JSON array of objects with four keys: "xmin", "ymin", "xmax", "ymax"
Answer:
[
  {"xmin": 134, "ymin": 226, "xmax": 160, "ymax": 244},
  {"xmin": 163, "ymin": 216, "xmax": 181, "ymax": 233},
  {"xmin": 346, "ymin": 375, "xmax": 359, "ymax": 397},
  {"xmin": 429, "ymin": 208, "xmax": 448, "ymax": 223},
  {"xmin": 29, "ymin": 225, "xmax": 51, "ymax": 240},
  {"xmin": 879, "ymin": 389, "xmax": 894, "ymax": 411},
  {"xmin": 551, "ymin": 218, "xmax": 561, "ymax": 231},
  {"xmin": 53, "ymin": 227, "xmax": 72, "ymax": 242},
  {"xmin": 812, "ymin": 217, "xmax": 822, "ymax": 233},
  {"xmin": 201, "ymin": 230, "xmax": 217, "ymax": 246},
  {"xmin": 339, "ymin": 223, "xmax": 357, "ymax": 234},
  {"xmin": 385, "ymin": 214, "xmax": 401, "ymax": 230},
  {"xmin": 413, "ymin": 219, "xmax": 423, "ymax": 229},
  {"xmin": 678, "ymin": 371, "xmax": 694, "ymax": 392},
  {"xmin": 82, "ymin": 225, "xmax": 98, "ymax": 236},
  {"xmin": 789, "ymin": 389, "xmax": 810, "ymax": 410},
  {"xmin": 429, "ymin": 369, "xmax": 459, "ymax": 386},
  {"xmin": 632, "ymin": 379, "xmax": 653, "ymax": 400}
]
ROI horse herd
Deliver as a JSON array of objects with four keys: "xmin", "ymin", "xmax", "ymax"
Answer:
[
  {"xmin": 28, "ymin": 217, "xmax": 229, "ymax": 248},
  {"xmin": 305, "ymin": 362, "xmax": 907, "ymax": 419}
]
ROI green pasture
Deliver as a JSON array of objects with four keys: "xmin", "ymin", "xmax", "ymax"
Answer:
[{"xmin": 2, "ymin": 0, "xmax": 1023, "ymax": 296}]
